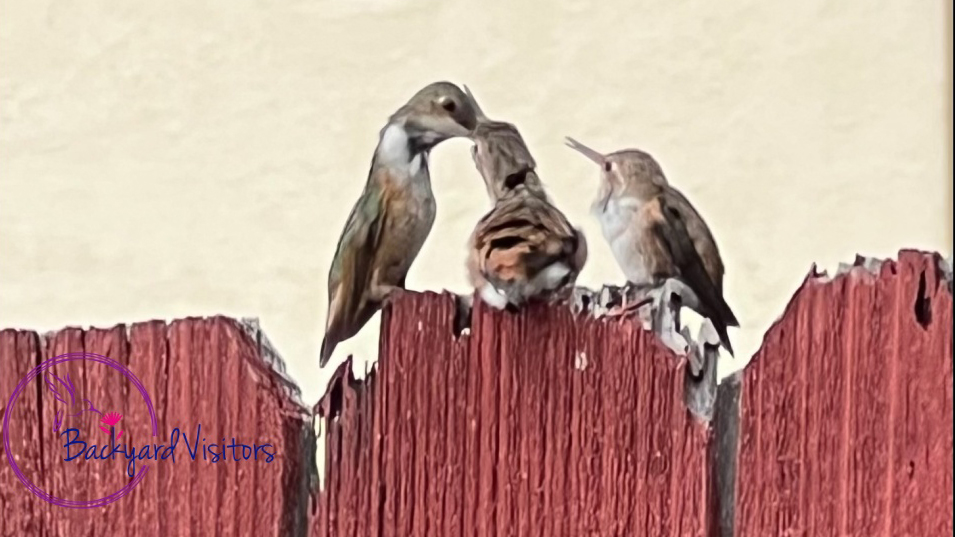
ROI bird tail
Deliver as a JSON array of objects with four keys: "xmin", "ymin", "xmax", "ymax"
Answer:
[
  {"xmin": 319, "ymin": 336, "xmax": 337, "ymax": 368},
  {"xmin": 681, "ymin": 270, "xmax": 737, "ymax": 357},
  {"xmin": 712, "ymin": 318, "xmax": 735, "ymax": 357},
  {"xmin": 319, "ymin": 302, "xmax": 376, "ymax": 368},
  {"xmin": 722, "ymin": 302, "xmax": 740, "ymax": 328}
]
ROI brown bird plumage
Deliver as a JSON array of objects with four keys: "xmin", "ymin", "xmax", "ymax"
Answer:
[
  {"xmin": 565, "ymin": 137, "xmax": 738, "ymax": 355},
  {"xmin": 463, "ymin": 87, "xmax": 587, "ymax": 309},
  {"xmin": 318, "ymin": 82, "xmax": 478, "ymax": 367}
]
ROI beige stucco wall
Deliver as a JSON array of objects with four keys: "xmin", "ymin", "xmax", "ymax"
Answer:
[{"xmin": 1, "ymin": 0, "xmax": 951, "ymax": 404}]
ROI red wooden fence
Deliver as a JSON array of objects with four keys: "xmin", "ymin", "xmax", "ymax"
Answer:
[
  {"xmin": 312, "ymin": 291, "xmax": 718, "ymax": 536},
  {"xmin": 734, "ymin": 250, "xmax": 953, "ymax": 536},
  {"xmin": 0, "ymin": 317, "xmax": 313, "ymax": 536},
  {"xmin": 0, "ymin": 249, "xmax": 952, "ymax": 536}
]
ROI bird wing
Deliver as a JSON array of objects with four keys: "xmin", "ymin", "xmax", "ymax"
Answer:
[
  {"xmin": 644, "ymin": 195, "xmax": 738, "ymax": 354},
  {"xmin": 473, "ymin": 191, "xmax": 581, "ymax": 290},
  {"xmin": 320, "ymin": 183, "xmax": 388, "ymax": 366},
  {"xmin": 663, "ymin": 188, "xmax": 727, "ymax": 297},
  {"xmin": 44, "ymin": 371, "xmax": 76, "ymax": 407}
]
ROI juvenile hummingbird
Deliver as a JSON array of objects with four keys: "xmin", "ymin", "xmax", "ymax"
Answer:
[
  {"xmin": 564, "ymin": 137, "xmax": 738, "ymax": 355},
  {"xmin": 318, "ymin": 82, "xmax": 478, "ymax": 367},
  {"xmin": 462, "ymin": 86, "xmax": 587, "ymax": 310}
]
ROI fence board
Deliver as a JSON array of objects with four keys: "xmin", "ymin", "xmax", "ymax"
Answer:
[
  {"xmin": 2, "ymin": 249, "xmax": 952, "ymax": 536},
  {"xmin": 0, "ymin": 330, "xmax": 44, "ymax": 536},
  {"xmin": 311, "ymin": 291, "xmax": 718, "ymax": 537},
  {"xmin": 0, "ymin": 316, "xmax": 311, "ymax": 537},
  {"xmin": 735, "ymin": 250, "xmax": 954, "ymax": 537}
]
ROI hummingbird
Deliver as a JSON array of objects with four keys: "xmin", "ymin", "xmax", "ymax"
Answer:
[
  {"xmin": 44, "ymin": 371, "xmax": 103, "ymax": 433},
  {"xmin": 564, "ymin": 137, "xmax": 738, "ymax": 355},
  {"xmin": 462, "ymin": 86, "xmax": 587, "ymax": 310},
  {"xmin": 318, "ymin": 81, "xmax": 478, "ymax": 367}
]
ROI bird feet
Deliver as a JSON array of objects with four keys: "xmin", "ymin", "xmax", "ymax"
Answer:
[
  {"xmin": 604, "ymin": 296, "xmax": 654, "ymax": 318},
  {"xmin": 371, "ymin": 284, "xmax": 406, "ymax": 306},
  {"xmin": 604, "ymin": 283, "xmax": 655, "ymax": 318}
]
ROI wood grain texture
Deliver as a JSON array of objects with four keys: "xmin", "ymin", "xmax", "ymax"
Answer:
[
  {"xmin": 735, "ymin": 250, "xmax": 954, "ymax": 537},
  {"xmin": 2, "ymin": 249, "xmax": 952, "ymax": 536},
  {"xmin": 0, "ymin": 317, "xmax": 311, "ymax": 537},
  {"xmin": 311, "ymin": 291, "xmax": 717, "ymax": 536}
]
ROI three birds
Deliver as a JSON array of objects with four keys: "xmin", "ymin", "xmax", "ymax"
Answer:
[{"xmin": 319, "ymin": 81, "xmax": 737, "ymax": 367}]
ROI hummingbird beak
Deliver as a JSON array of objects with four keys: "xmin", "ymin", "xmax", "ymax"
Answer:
[
  {"xmin": 405, "ymin": 114, "xmax": 471, "ymax": 147},
  {"xmin": 564, "ymin": 137, "xmax": 605, "ymax": 166},
  {"xmin": 566, "ymin": 136, "xmax": 613, "ymax": 211}
]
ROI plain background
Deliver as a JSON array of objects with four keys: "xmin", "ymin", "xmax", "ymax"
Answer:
[{"xmin": 1, "ymin": 0, "xmax": 952, "ymax": 405}]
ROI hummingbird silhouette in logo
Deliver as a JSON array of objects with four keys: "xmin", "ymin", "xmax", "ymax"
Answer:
[{"xmin": 44, "ymin": 371, "xmax": 103, "ymax": 433}]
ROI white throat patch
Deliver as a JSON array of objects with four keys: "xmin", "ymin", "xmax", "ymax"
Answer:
[{"xmin": 378, "ymin": 123, "xmax": 426, "ymax": 176}]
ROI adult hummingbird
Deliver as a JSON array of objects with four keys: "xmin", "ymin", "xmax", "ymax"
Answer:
[
  {"xmin": 462, "ymin": 86, "xmax": 587, "ymax": 310},
  {"xmin": 318, "ymin": 82, "xmax": 478, "ymax": 367},
  {"xmin": 564, "ymin": 137, "xmax": 738, "ymax": 355}
]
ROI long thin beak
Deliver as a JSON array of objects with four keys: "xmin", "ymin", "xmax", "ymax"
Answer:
[
  {"xmin": 564, "ymin": 137, "xmax": 605, "ymax": 165},
  {"xmin": 441, "ymin": 121, "xmax": 472, "ymax": 139}
]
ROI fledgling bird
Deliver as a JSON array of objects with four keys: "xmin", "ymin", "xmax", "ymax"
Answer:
[
  {"xmin": 564, "ymin": 137, "xmax": 738, "ymax": 355},
  {"xmin": 462, "ymin": 87, "xmax": 587, "ymax": 310},
  {"xmin": 318, "ymin": 82, "xmax": 478, "ymax": 367}
]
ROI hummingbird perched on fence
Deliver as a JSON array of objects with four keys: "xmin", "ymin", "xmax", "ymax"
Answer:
[
  {"xmin": 462, "ymin": 86, "xmax": 587, "ymax": 310},
  {"xmin": 564, "ymin": 137, "xmax": 738, "ymax": 355},
  {"xmin": 319, "ymin": 82, "xmax": 479, "ymax": 367}
]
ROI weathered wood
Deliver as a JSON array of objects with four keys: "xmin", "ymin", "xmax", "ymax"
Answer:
[
  {"xmin": 2, "ymin": 248, "xmax": 952, "ymax": 536},
  {"xmin": 0, "ymin": 316, "xmax": 312, "ymax": 537},
  {"xmin": 734, "ymin": 250, "xmax": 954, "ymax": 536},
  {"xmin": 312, "ymin": 291, "xmax": 718, "ymax": 536},
  {"xmin": 713, "ymin": 371, "xmax": 741, "ymax": 537}
]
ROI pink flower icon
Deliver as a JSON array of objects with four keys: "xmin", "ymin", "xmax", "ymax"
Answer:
[{"xmin": 98, "ymin": 412, "xmax": 124, "ymax": 440}]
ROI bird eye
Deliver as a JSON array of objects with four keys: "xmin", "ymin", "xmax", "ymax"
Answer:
[
  {"xmin": 441, "ymin": 99, "xmax": 457, "ymax": 113},
  {"xmin": 604, "ymin": 162, "xmax": 612, "ymax": 172}
]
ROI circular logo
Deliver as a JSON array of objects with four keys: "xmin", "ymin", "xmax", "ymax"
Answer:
[{"xmin": 2, "ymin": 352, "xmax": 159, "ymax": 509}]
